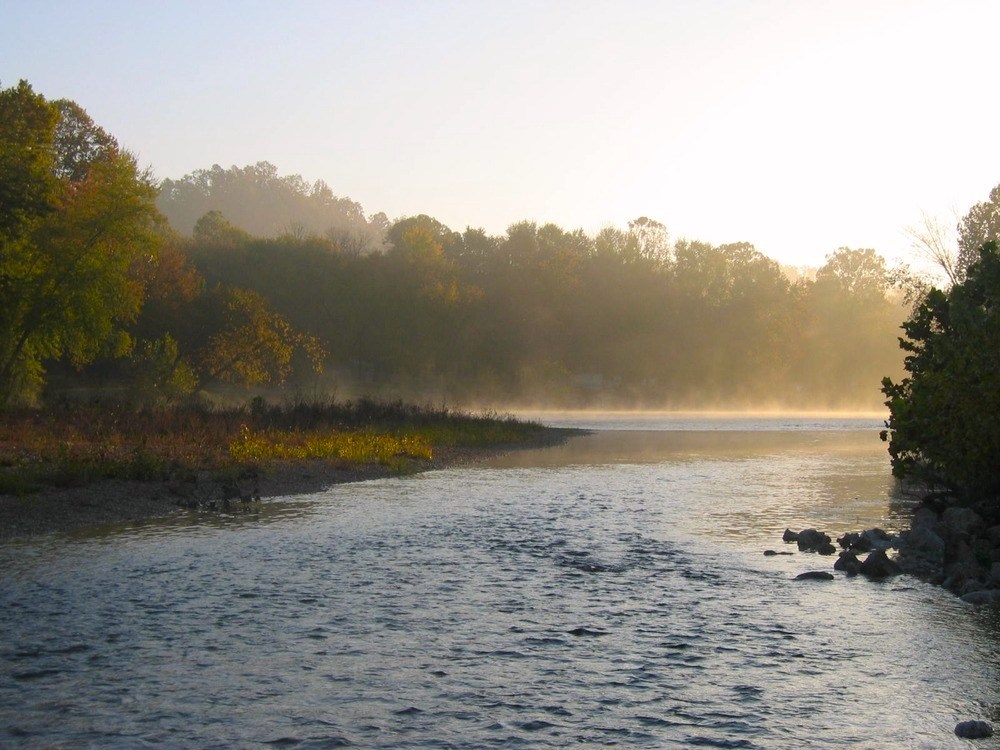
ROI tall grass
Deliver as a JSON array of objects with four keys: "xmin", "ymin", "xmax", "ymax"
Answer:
[{"xmin": 0, "ymin": 398, "xmax": 547, "ymax": 494}]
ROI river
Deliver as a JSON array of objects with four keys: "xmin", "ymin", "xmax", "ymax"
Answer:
[{"xmin": 2, "ymin": 415, "xmax": 999, "ymax": 748}]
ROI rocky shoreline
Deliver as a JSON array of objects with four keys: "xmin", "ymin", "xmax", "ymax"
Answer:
[
  {"xmin": 0, "ymin": 443, "xmax": 541, "ymax": 542},
  {"xmin": 776, "ymin": 497, "xmax": 1000, "ymax": 740},
  {"xmin": 777, "ymin": 498, "xmax": 1000, "ymax": 605}
]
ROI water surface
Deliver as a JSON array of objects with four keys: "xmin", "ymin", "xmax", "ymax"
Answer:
[{"xmin": 2, "ymin": 417, "xmax": 998, "ymax": 748}]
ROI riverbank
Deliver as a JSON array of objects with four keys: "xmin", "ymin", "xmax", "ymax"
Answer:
[
  {"xmin": 0, "ymin": 439, "xmax": 571, "ymax": 541},
  {"xmin": 0, "ymin": 400, "xmax": 575, "ymax": 542}
]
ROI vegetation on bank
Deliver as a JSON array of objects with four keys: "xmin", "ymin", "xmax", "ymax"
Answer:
[
  {"xmin": 881, "ymin": 242, "xmax": 1000, "ymax": 517},
  {"xmin": 0, "ymin": 398, "xmax": 550, "ymax": 497}
]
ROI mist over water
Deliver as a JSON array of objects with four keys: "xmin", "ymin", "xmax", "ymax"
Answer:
[{"xmin": 2, "ymin": 417, "xmax": 999, "ymax": 748}]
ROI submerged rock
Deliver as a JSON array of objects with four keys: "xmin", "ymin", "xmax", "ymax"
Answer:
[
  {"xmin": 763, "ymin": 550, "xmax": 793, "ymax": 556},
  {"xmin": 955, "ymin": 720, "xmax": 994, "ymax": 738},
  {"xmin": 795, "ymin": 571, "xmax": 834, "ymax": 581}
]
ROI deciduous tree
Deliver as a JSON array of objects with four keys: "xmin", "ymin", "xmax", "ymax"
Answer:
[{"xmin": 0, "ymin": 81, "xmax": 161, "ymax": 405}]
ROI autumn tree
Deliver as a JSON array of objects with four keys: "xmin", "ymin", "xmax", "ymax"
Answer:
[
  {"xmin": 198, "ymin": 286, "xmax": 326, "ymax": 388},
  {"xmin": 0, "ymin": 81, "xmax": 161, "ymax": 405}
]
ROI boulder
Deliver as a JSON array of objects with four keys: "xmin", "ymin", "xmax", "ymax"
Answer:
[
  {"xmin": 955, "ymin": 720, "xmax": 994, "ymax": 738},
  {"xmin": 837, "ymin": 531, "xmax": 863, "ymax": 550},
  {"xmin": 834, "ymin": 551, "xmax": 861, "ymax": 576},
  {"xmin": 911, "ymin": 506, "xmax": 941, "ymax": 532},
  {"xmin": 796, "ymin": 529, "xmax": 832, "ymax": 553},
  {"xmin": 860, "ymin": 528, "xmax": 894, "ymax": 551},
  {"xmin": 987, "ymin": 524, "xmax": 1000, "ymax": 547},
  {"xmin": 782, "ymin": 528, "xmax": 799, "ymax": 543},
  {"xmin": 960, "ymin": 589, "xmax": 1000, "ymax": 606},
  {"xmin": 896, "ymin": 524, "xmax": 946, "ymax": 574},
  {"xmin": 941, "ymin": 506, "xmax": 985, "ymax": 538},
  {"xmin": 795, "ymin": 571, "xmax": 834, "ymax": 581},
  {"xmin": 859, "ymin": 549, "xmax": 901, "ymax": 578}
]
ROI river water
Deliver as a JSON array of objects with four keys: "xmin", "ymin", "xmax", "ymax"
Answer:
[{"xmin": 2, "ymin": 416, "xmax": 999, "ymax": 749}]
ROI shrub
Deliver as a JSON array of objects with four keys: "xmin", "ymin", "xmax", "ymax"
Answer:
[{"xmin": 881, "ymin": 242, "xmax": 1000, "ymax": 508}]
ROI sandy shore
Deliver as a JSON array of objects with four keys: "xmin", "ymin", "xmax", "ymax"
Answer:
[{"xmin": 0, "ymin": 443, "xmax": 550, "ymax": 542}]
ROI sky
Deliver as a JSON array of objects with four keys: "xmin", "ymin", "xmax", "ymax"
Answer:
[{"xmin": 2, "ymin": 0, "xmax": 999, "ymax": 269}]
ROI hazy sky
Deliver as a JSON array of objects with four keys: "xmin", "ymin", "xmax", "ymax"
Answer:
[{"xmin": 3, "ymin": 0, "xmax": 999, "ymax": 267}]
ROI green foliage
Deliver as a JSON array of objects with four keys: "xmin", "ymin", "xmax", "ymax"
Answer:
[
  {"xmin": 128, "ymin": 334, "xmax": 199, "ymax": 406},
  {"xmin": 0, "ymin": 81, "xmax": 161, "ymax": 406},
  {"xmin": 881, "ymin": 242, "xmax": 1000, "ymax": 505},
  {"xmin": 182, "ymin": 210, "xmax": 906, "ymax": 408},
  {"xmin": 957, "ymin": 184, "xmax": 1000, "ymax": 280}
]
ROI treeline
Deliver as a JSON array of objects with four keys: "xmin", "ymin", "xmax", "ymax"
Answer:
[
  {"xmin": 175, "ymin": 213, "xmax": 906, "ymax": 409},
  {"xmin": 11, "ymin": 80, "xmax": 996, "ymax": 411}
]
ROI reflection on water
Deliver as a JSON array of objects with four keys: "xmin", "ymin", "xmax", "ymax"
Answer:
[{"xmin": 1, "ymin": 421, "xmax": 999, "ymax": 749}]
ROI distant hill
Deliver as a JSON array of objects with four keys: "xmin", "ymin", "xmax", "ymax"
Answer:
[{"xmin": 157, "ymin": 161, "xmax": 388, "ymax": 254}]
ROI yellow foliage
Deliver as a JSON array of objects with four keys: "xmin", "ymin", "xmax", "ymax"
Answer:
[{"xmin": 228, "ymin": 424, "xmax": 432, "ymax": 467}]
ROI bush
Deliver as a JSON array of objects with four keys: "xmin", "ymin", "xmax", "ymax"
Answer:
[{"xmin": 881, "ymin": 242, "xmax": 1000, "ymax": 508}]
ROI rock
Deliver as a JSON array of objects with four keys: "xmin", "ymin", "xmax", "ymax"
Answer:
[
  {"xmin": 987, "ymin": 524, "xmax": 1000, "ymax": 547},
  {"xmin": 990, "ymin": 562, "xmax": 1000, "ymax": 587},
  {"xmin": 897, "ymin": 525, "xmax": 946, "ymax": 574},
  {"xmin": 941, "ymin": 506, "xmax": 985, "ymax": 538},
  {"xmin": 911, "ymin": 506, "xmax": 940, "ymax": 531},
  {"xmin": 943, "ymin": 540, "xmax": 988, "ymax": 585},
  {"xmin": 817, "ymin": 542, "xmax": 837, "ymax": 555},
  {"xmin": 961, "ymin": 579, "xmax": 985, "ymax": 597},
  {"xmin": 859, "ymin": 549, "xmax": 901, "ymax": 578},
  {"xmin": 860, "ymin": 528, "xmax": 895, "ymax": 551},
  {"xmin": 796, "ymin": 529, "xmax": 832, "ymax": 552},
  {"xmin": 763, "ymin": 550, "xmax": 793, "ymax": 556},
  {"xmin": 782, "ymin": 528, "xmax": 799, "ymax": 543},
  {"xmin": 955, "ymin": 720, "xmax": 994, "ymax": 738},
  {"xmin": 834, "ymin": 551, "xmax": 861, "ymax": 575},
  {"xmin": 795, "ymin": 571, "xmax": 834, "ymax": 581},
  {"xmin": 960, "ymin": 589, "xmax": 1000, "ymax": 606},
  {"xmin": 838, "ymin": 531, "xmax": 866, "ymax": 551}
]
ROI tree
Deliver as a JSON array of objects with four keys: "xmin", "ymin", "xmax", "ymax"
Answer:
[
  {"xmin": 904, "ymin": 211, "xmax": 961, "ymax": 287},
  {"xmin": 0, "ymin": 81, "xmax": 161, "ymax": 405},
  {"xmin": 957, "ymin": 183, "xmax": 1000, "ymax": 278},
  {"xmin": 198, "ymin": 286, "xmax": 327, "ymax": 388},
  {"xmin": 800, "ymin": 247, "xmax": 904, "ymax": 407},
  {"xmin": 157, "ymin": 161, "xmax": 383, "ymax": 251},
  {"xmin": 0, "ymin": 80, "xmax": 59, "ymax": 243},
  {"xmin": 51, "ymin": 99, "xmax": 118, "ymax": 181},
  {"xmin": 814, "ymin": 247, "xmax": 889, "ymax": 302},
  {"xmin": 881, "ymin": 241, "xmax": 1000, "ymax": 507},
  {"xmin": 628, "ymin": 216, "xmax": 671, "ymax": 265}
]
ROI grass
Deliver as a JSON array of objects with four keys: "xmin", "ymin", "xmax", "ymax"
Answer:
[{"xmin": 0, "ymin": 397, "xmax": 550, "ymax": 494}]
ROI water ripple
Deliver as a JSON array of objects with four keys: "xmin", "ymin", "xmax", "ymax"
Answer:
[{"xmin": 1, "ymin": 432, "xmax": 999, "ymax": 748}]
